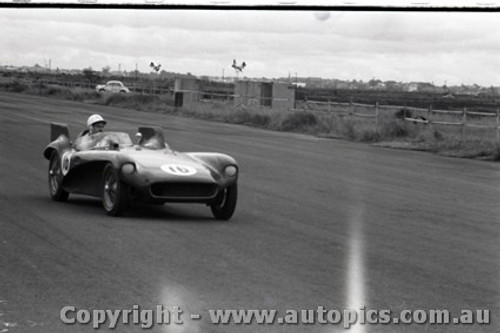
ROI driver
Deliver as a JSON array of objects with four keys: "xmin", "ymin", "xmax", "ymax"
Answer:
[
  {"xmin": 85, "ymin": 114, "xmax": 107, "ymax": 135},
  {"xmin": 74, "ymin": 114, "xmax": 107, "ymax": 150}
]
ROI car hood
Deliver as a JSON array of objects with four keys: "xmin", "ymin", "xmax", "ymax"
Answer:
[{"xmin": 123, "ymin": 148, "xmax": 216, "ymax": 178}]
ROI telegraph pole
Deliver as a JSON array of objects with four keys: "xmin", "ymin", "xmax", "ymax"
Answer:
[{"xmin": 135, "ymin": 63, "xmax": 138, "ymax": 93}]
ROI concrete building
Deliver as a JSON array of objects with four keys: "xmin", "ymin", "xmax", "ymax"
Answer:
[
  {"xmin": 173, "ymin": 77, "xmax": 200, "ymax": 107},
  {"xmin": 234, "ymin": 80, "xmax": 295, "ymax": 109}
]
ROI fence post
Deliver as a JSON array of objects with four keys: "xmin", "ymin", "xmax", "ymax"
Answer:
[
  {"xmin": 462, "ymin": 106, "xmax": 467, "ymax": 142},
  {"xmin": 349, "ymin": 98, "xmax": 353, "ymax": 115},
  {"xmin": 328, "ymin": 98, "xmax": 331, "ymax": 113},
  {"xmin": 497, "ymin": 108, "xmax": 499, "ymax": 141},
  {"xmin": 428, "ymin": 104, "xmax": 433, "ymax": 131},
  {"xmin": 375, "ymin": 101, "xmax": 379, "ymax": 135}
]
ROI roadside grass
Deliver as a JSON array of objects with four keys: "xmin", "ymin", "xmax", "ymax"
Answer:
[
  {"xmin": 0, "ymin": 80, "xmax": 100, "ymax": 101},
  {"xmin": 428, "ymin": 127, "xmax": 500, "ymax": 160},
  {"xmin": 375, "ymin": 124, "xmax": 500, "ymax": 160},
  {"xmin": 1, "ymin": 79, "xmax": 498, "ymax": 160}
]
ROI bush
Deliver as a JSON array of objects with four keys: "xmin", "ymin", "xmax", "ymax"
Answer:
[
  {"xmin": 494, "ymin": 142, "xmax": 500, "ymax": 161},
  {"xmin": 279, "ymin": 111, "xmax": 317, "ymax": 131},
  {"xmin": 103, "ymin": 93, "xmax": 161, "ymax": 107},
  {"xmin": 359, "ymin": 129, "xmax": 379, "ymax": 142},
  {"xmin": 341, "ymin": 118, "xmax": 356, "ymax": 139},
  {"xmin": 394, "ymin": 108, "xmax": 413, "ymax": 120},
  {"xmin": 229, "ymin": 109, "xmax": 271, "ymax": 127},
  {"xmin": 6, "ymin": 80, "xmax": 29, "ymax": 93},
  {"xmin": 47, "ymin": 86, "xmax": 61, "ymax": 95},
  {"xmin": 104, "ymin": 93, "xmax": 128, "ymax": 105},
  {"xmin": 380, "ymin": 120, "xmax": 408, "ymax": 138}
]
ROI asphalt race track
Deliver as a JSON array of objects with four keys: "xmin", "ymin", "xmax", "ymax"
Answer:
[{"xmin": 0, "ymin": 92, "xmax": 499, "ymax": 333}]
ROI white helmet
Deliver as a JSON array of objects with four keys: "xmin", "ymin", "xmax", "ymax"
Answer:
[{"xmin": 87, "ymin": 114, "xmax": 106, "ymax": 128}]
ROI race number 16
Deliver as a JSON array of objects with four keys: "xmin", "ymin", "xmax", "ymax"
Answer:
[{"xmin": 161, "ymin": 164, "xmax": 197, "ymax": 176}]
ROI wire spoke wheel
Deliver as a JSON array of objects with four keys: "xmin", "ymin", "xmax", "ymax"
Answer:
[
  {"xmin": 48, "ymin": 154, "xmax": 60, "ymax": 194},
  {"xmin": 48, "ymin": 151, "xmax": 69, "ymax": 201},
  {"xmin": 102, "ymin": 164, "xmax": 128, "ymax": 216},
  {"xmin": 103, "ymin": 171, "xmax": 117, "ymax": 208}
]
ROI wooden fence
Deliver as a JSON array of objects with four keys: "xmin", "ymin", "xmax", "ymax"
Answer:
[{"xmin": 296, "ymin": 99, "xmax": 500, "ymax": 141}]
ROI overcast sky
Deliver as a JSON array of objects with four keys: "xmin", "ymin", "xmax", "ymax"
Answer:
[{"xmin": 1, "ymin": 9, "xmax": 499, "ymax": 86}]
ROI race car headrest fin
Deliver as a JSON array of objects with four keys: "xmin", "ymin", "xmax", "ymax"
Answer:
[
  {"xmin": 50, "ymin": 123, "xmax": 70, "ymax": 142},
  {"xmin": 137, "ymin": 126, "xmax": 166, "ymax": 149}
]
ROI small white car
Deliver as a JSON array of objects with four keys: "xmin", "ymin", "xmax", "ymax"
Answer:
[{"xmin": 95, "ymin": 81, "xmax": 130, "ymax": 94}]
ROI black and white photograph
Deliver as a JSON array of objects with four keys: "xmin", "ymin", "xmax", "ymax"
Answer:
[{"xmin": 0, "ymin": 5, "xmax": 499, "ymax": 333}]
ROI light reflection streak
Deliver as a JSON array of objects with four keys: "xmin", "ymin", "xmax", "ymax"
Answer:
[
  {"xmin": 346, "ymin": 206, "xmax": 366, "ymax": 333},
  {"xmin": 159, "ymin": 285, "xmax": 201, "ymax": 333}
]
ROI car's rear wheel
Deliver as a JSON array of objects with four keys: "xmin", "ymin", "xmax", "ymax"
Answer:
[
  {"xmin": 48, "ymin": 151, "xmax": 69, "ymax": 202},
  {"xmin": 102, "ymin": 164, "xmax": 128, "ymax": 216},
  {"xmin": 210, "ymin": 183, "xmax": 237, "ymax": 220}
]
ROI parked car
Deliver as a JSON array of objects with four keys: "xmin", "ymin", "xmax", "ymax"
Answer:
[
  {"xmin": 43, "ymin": 124, "xmax": 239, "ymax": 220},
  {"xmin": 95, "ymin": 80, "xmax": 130, "ymax": 94}
]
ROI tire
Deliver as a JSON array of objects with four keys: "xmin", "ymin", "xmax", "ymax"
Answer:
[
  {"xmin": 210, "ymin": 183, "xmax": 237, "ymax": 220},
  {"xmin": 48, "ymin": 151, "xmax": 69, "ymax": 202},
  {"xmin": 99, "ymin": 89, "xmax": 105, "ymax": 92},
  {"xmin": 102, "ymin": 164, "xmax": 128, "ymax": 216}
]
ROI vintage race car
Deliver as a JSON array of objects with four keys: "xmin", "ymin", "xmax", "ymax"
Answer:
[{"xmin": 43, "ymin": 123, "xmax": 238, "ymax": 220}]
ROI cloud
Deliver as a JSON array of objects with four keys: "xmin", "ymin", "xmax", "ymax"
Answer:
[{"xmin": 1, "ymin": 9, "xmax": 500, "ymax": 85}]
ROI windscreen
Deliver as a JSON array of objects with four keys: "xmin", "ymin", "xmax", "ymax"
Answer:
[{"xmin": 74, "ymin": 132, "xmax": 132, "ymax": 151}]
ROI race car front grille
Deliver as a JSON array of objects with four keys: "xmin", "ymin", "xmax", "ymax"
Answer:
[{"xmin": 150, "ymin": 182, "xmax": 218, "ymax": 199}]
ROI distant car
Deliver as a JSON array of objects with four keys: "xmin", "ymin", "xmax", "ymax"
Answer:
[
  {"xmin": 43, "ymin": 124, "xmax": 239, "ymax": 220},
  {"xmin": 95, "ymin": 80, "xmax": 130, "ymax": 94}
]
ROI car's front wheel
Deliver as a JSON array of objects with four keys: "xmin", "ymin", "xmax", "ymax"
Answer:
[
  {"xmin": 210, "ymin": 183, "xmax": 237, "ymax": 220},
  {"xmin": 48, "ymin": 151, "xmax": 69, "ymax": 202},
  {"xmin": 102, "ymin": 164, "xmax": 128, "ymax": 216}
]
